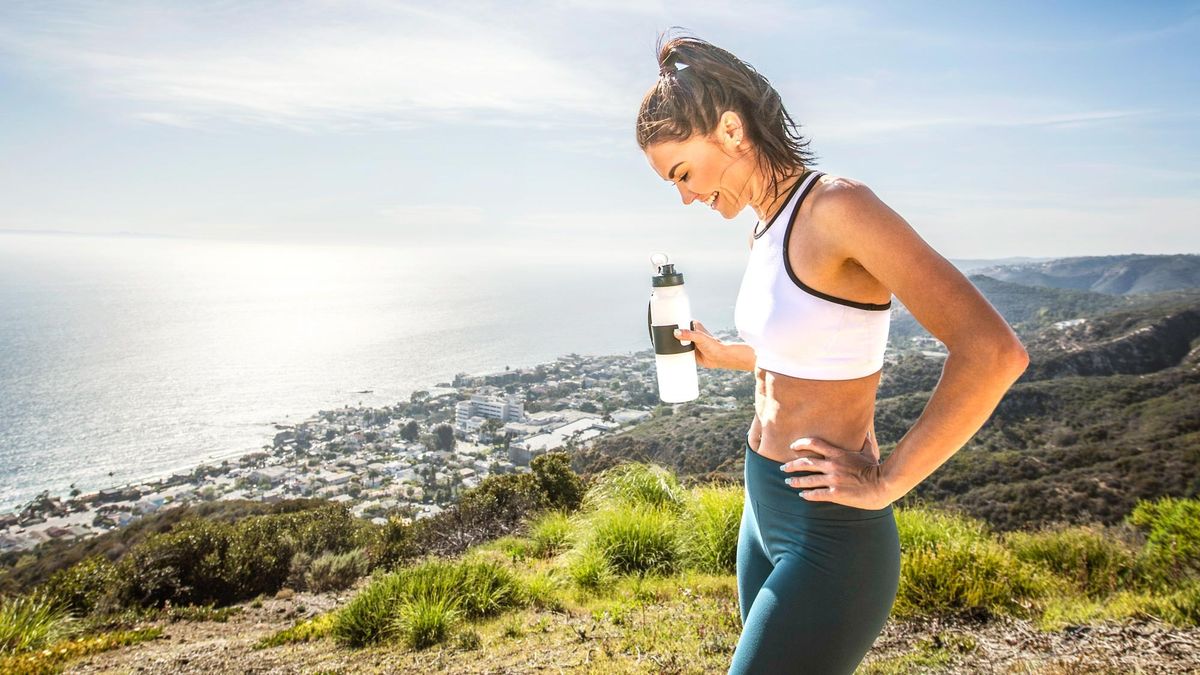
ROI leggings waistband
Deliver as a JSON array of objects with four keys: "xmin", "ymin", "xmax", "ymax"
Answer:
[{"xmin": 744, "ymin": 441, "xmax": 894, "ymax": 521}]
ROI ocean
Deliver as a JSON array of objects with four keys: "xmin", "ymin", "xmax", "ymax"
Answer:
[{"xmin": 0, "ymin": 233, "xmax": 746, "ymax": 512}]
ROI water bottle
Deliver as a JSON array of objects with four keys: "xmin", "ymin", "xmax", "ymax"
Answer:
[{"xmin": 647, "ymin": 253, "xmax": 699, "ymax": 403}]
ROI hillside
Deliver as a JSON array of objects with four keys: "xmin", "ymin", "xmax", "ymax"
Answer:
[
  {"xmin": 4, "ymin": 463, "xmax": 1199, "ymax": 674},
  {"xmin": 974, "ymin": 254, "xmax": 1200, "ymax": 295}
]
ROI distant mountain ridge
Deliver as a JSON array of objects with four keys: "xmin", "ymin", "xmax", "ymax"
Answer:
[{"xmin": 975, "ymin": 254, "xmax": 1200, "ymax": 295}]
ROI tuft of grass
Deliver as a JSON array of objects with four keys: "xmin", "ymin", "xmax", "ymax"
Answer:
[
  {"xmin": 679, "ymin": 485, "xmax": 743, "ymax": 574},
  {"xmin": 332, "ymin": 559, "xmax": 525, "ymax": 648},
  {"xmin": 0, "ymin": 627, "xmax": 161, "ymax": 675},
  {"xmin": 520, "ymin": 571, "xmax": 565, "ymax": 611},
  {"xmin": 1038, "ymin": 577, "xmax": 1200, "ymax": 630},
  {"xmin": 1003, "ymin": 524, "xmax": 1137, "ymax": 597},
  {"xmin": 0, "ymin": 591, "xmax": 76, "ymax": 655},
  {"xmin": 331, "ymin": 572, "xmax": 408, "ymax": 647},
  {"xmin": 582, "ymin": 463, "xmax": 686, "ymax": 513},
  {"xmin": 527, "ymin": 511, "xmax": 573, "ymax": 558},
  {"xmin": 391, "ymin": 595, "xmax": 461, "ymax": 650},
  {"xmin": 895, "ymin": 506, "xmax": 991, "ymax": 552},
  {"xmin": 254, "ymin": 612, "xmax": 337, "ymax": 649},
  {"xmin": 1126, "ymin": 496, "xmax": 1200, "ymax": 588},
  {"xmin": 567, "ymin": 546, "xmax": 616, "ymax": 591},
  {"xmin": 584, "ymin": 504, "xmax": 680, "ymax": 576},
  {"xmin": 894, "ymin": 536, "xmax": 1054, "ymax": 621}
]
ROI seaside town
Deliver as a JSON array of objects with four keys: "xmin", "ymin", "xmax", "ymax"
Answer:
[{"xmin": 1, "ymin": 330, "xmax": 925, "ymax": 554}]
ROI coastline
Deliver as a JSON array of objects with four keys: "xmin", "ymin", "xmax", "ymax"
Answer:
[{"xmin": 1, "ymin": 335, "xmax": 751, "ymax": 554}]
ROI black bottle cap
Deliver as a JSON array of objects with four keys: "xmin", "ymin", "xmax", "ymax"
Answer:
[{"xmin": 652, "ymin": 263, "xmax": 685, "ymax": 287}]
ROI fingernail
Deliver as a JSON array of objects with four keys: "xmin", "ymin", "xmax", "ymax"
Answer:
[
  {"xmin": 778, "ymin": 463, "xmax": 788, "ymax": 471},
  {"xmin": 792, "ymin": 438, "xmax": 811, "ymax": 448},
  {"xmin": 673, "ymin": 329, "xmax": 681, "ymax": 337}
]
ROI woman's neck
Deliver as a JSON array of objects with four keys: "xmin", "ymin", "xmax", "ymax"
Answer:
[{"xmin": 752, "ymin": 171, "xmax": 806, "ymax": 223}]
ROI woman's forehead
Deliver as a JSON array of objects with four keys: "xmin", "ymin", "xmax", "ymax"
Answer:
[{"xmin": 645, "ymin": 140, "xmax": 694, "ymax": 181}]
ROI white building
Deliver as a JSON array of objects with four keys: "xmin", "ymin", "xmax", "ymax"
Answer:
[{"xmin": 455, "ymin": 393, "xmax": 526, "ymax": 432}]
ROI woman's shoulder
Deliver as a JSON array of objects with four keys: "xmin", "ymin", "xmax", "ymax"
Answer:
[
  {"xmin": 806, "ymin": 173, "xmax": 890, "ymax": 237},
  {"xmin": 803, "ymin": 172, "xmax": 905, "ymax": 264},
  {"xmin": 809, "ymin": 173, "xmax": 876, "ymax": 212}
]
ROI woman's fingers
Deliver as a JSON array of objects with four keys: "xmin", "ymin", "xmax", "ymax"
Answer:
[{"xmin": 674, "ymin": 319, "xmax": 714, "ymax": 342}]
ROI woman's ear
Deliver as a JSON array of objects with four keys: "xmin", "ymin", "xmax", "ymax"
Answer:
[{"xmin": 718, "ymin": 110, "xmax": 744, "ymax": 150}]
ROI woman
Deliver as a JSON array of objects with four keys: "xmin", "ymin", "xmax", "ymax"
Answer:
[{"xmin": 636, "ymin": 34, "xmax": 1029, "ymax": 674}]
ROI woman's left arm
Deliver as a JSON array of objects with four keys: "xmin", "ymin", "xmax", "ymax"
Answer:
[{"xmin": 788, "ymin": 180, "xmax": 1029, "ymax": 507}]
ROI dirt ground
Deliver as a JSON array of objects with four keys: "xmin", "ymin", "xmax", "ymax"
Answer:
[{"xmin": 64, "ymin": 591, "xmax": 1200, "ymax": 675}]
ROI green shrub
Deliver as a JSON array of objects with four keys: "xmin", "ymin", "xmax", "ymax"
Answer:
[
  {"xmin": 409, "ymin": 473, "xmax": 548, "ymax": 559},
  {"xmin": 368, "ymin": 516, "xmax": 416, "ymax": 571},
  {"xmin": 894, "ymin": 537, "xmax": 1053, "ymax": 620},
  {"xmin": 44, "ymin": 555, "xmax": 118, "ymax": 615},
  {"xmin": 108, "ymin": 504, "xmax": 367, "ymax": 609},
  {"xmin": 1003, "ymin": 524, "xmax": 1136, "ymax": 597},
  {"xmin": 530, "ymin": 452, "xmax": 586, "ymax": 512},
  {"xmin": 527, "ymin": 511, "xmax": 573, "ymax": 558},
  {"xmin": 680, "ymin": 485, "xmax": 743, "ymax": 574},
  {"xmin": 585, "ymin": 504, "xmax": 680, "ymax": 576},
  {"xmin": 223, "ymin": 515, "xmax": 294, "ymax": 598},
  {"xmin": 1126, "ymin": 496, "xmax": 1200, "ymax": 587},
  {"xmin": 0, "ymin": 591, "xmax": 75, "ymax": 655},
  {"xmin": 895, "ymin": 506, "xmax": 991, "ymax": 552},
  {"xmin": 332, "ymin": 559, "xmax": 525, "ymax": 648},
  {"xmin": 111, "ymin": 517, "xmax": 233, "ymax": 608},
  {"xmin": 582, "ymin": 463, "xmax": 685, "ymax": 513},
  {"xmin": 1039, "ymin": 578, "xmax": 1200, "ymax": 629}
]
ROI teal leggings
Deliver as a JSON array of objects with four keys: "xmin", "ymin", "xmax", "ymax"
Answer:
[{"xmin": 730, "ymin": 442, "xmax": 901, "ymax": 675}]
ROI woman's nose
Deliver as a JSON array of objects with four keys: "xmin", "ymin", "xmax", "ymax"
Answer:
[{"xmin": 676, "ymin": 183, "xmax": 699, "ymax": 205}]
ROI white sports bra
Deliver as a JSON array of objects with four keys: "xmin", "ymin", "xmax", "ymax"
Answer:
[{"xmin": 733, "ymin": 170, "xmax": 892, "ymax": 380}]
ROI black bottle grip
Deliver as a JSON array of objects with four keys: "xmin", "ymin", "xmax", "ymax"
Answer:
[{"xmin": 647, "ymin": 299, "xmax": 695, "ymax": 355}]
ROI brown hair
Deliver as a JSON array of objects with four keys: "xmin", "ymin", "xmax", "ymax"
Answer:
[{"xmin": 635, "ymin": 29, "xmax": 818, "ymax": 201}]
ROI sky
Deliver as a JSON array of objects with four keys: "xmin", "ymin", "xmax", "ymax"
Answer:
[{"xmin": 0, "ymin": 0, "xmax": 1197, "ymax": 260}]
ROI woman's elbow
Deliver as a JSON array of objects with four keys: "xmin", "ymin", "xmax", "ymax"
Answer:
[
  {"xmin": 997, "ymin": 338, "xmax": 1030, "ymax": 379},
  {"xmin": 949, "ymin": 334, "xmax": 1029, "ymax": 378}
]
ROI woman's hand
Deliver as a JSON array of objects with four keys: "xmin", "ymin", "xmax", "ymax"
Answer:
[
  {"xmin": 674, "ymin": 320, "xmax": 727, "ymax": 369},
  {"xmin": 779, "ymin": 436, "xmax": 894, "ymax": 510}
]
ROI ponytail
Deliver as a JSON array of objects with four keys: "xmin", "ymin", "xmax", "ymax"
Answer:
[{"xmin": 636, "ymin": 29, "xmax": 818, "ymax": 201}]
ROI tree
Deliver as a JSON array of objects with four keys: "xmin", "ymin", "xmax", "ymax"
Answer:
[
  {"xmin": 434, "ymin": 424, "xmax": 456, "ymax": 452},
  {"xmin": 400, "ymin": 420, "xmax": 420, "ymax": 442},
  {"xmin": 531, "ymin": 452, "xmax": 585, "ymax": 512}
]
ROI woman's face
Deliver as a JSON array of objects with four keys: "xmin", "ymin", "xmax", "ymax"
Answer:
[{"xmin": 643, "ymin": 115, "xmax": 755, "ymax": 219}]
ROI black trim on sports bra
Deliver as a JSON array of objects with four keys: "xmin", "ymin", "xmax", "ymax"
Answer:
[
  {"xmin": 752, "ymin": 170, "xmax": 811, "ymax": 239},
  {"xmin": 781, "ymin": 173, "xmax": 894, "ymax": 312}
]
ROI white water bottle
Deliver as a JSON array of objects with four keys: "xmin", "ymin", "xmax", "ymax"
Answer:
[{"xmin": 647, "ymin": 253, "xmax": 699, "ymax": 403}]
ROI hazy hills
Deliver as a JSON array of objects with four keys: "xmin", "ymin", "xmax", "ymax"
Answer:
[
  {"xmin": 573, "ymin": 254, "xmax": 1200, "ymax": 532},
  {"xmin": 975, "ymin": 253, "xmax": 1200, "ymax": 295}
]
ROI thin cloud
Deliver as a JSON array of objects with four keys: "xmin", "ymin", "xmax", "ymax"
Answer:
[
  {"xmin": 809, "ymin": 108, "xmax": 1153, "ymax": 141},
  {"xmin": 379, "ymin": 205, "xmax": 486, "ymax": 227},
  {"xmin": 0, "ymin": 2, "xmax": 628, "ymax": 131}
]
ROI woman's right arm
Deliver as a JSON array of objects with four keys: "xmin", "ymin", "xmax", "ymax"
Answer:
[
  {"xmin": 673, "ymin": 321, "xmax": 755, "ymax": 371},
  {"xmin": 720, "ymin": 342, "xmax": 756, "ymax": 371}
]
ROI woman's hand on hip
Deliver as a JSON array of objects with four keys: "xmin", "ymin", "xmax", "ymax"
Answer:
[
  {"xmin": 779, "ymin": 436, "xmax": 894, "ymax": 510},
  {"xmin": 673, "ymin": 320, "xmax": 726, "ymax": 369}
]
